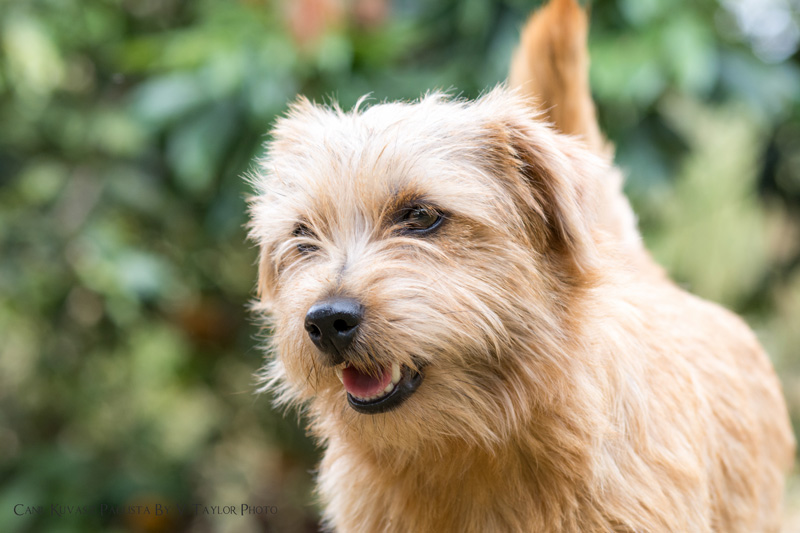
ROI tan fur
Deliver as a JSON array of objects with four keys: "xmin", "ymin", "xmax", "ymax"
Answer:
[
  {"xmin": 509, "ymin": 0, "xmax": 605, "ymax": 156},
  {"xmin": 247, "ymin": 1, "xmax": 796, "ymax": 531}
]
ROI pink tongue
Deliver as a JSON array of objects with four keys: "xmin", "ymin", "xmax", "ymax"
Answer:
[{"xmin": 342, "ymin": 365, "xmax": 392, "ymax": 398}]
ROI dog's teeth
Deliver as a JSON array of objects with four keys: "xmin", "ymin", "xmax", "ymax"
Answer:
[
  {"xmin": 391, "ymin": 362, "xmax": 401, "ymax": 385},
  {"xmin": 352, "ymin": 384, "xmax": 394, "ymax": 403},
  {"xmin": 335, "ymin": 367, "xmax": 343, "ymax": 383}
]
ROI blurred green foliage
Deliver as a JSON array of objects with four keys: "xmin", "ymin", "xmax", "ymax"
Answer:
[{"xmin": 1, "ymin": 0, "xmax": 799, "ymax": 531}]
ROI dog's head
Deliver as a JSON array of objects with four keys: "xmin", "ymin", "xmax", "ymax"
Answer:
[{"xmin": 248, "ymin": 88, "xmax": 609, "ymax": 451}]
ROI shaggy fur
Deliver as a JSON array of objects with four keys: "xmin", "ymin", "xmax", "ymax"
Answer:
[{"xmin": 247, "ymin": 0, "xmax": 795, "ymax": 531}]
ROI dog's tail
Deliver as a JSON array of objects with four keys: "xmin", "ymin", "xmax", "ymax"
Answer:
[{"xmin": 509, "ymin": 0, "xmax": 607, "ymax": 157}]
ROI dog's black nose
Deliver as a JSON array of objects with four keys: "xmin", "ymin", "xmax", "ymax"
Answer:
[{"xmin": 304, "ymin": 298, "xmax": 363, "ymax": 362}]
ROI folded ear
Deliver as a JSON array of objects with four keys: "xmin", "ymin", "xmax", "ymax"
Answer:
[
  {"xmin": 247, "ymin": 197, "xmax": 279, "ymax": 312},
  {"xmin": 516, "ymin": 127, "xmax": 601, "ymax": 279},
  {"xmin": 481, "ymin": 106, "xmax": 602, "ymax": 279},
  {"xmin": 256, "ymin": 245, "xmax": 277, "ymax": 310}
]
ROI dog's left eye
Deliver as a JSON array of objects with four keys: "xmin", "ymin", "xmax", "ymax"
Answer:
[{"xmin": 400, "ymin": 205, "xmax": 443, "ymax": 233}]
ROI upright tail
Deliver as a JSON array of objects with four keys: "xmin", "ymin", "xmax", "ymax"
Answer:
[{"xmin": 509, "ymin": 0, "xmax": 607, "ymax": 157}]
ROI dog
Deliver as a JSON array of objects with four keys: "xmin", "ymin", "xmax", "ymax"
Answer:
[{"xmin": 247, "ymin": 0, "xmax": 796, "ymax": 530}]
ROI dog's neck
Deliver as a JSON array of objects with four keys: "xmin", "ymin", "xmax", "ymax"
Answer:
[{"xmin": 318, "ymin": 415, "xmax": 601, "ymax": 532}]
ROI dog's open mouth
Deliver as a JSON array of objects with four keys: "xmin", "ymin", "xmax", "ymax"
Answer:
[{"xmin": 335, "ymin": 362, "xmax": 423, "ymax": 414}]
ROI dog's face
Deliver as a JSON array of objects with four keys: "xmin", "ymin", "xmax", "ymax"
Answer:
[{"xmin": 249, "ymin": 89, "xmax": 605, "ymax": 452}]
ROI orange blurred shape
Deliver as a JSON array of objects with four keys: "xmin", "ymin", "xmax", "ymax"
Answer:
[
  {"xmin": 173, "ymin": 297, "xmax": 238, "ymax": 348},
  {"xmin": 121, "ymin": 494, "xmax": 180, "ymax": 533},
  {"xmin": 354, "ymin": 0, "xmax": 388, "ymax": 28},
  {"xmin": 285, "ymin": 0, "xmax": 344, "ymax": 47}
]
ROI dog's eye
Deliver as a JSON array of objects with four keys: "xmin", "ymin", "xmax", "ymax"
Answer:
[
  {"xmin": 293, "ymin": 224, "xmax": 319, "ymax": 253},
  {"xmin": 400, "ymin": 205, "xmax": 443, "ymax": 233}
]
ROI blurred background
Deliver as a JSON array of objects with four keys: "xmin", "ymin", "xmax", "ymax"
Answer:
[{"xmin": 0, "ymin": 0, "xmax": 798, "ymax": 531}]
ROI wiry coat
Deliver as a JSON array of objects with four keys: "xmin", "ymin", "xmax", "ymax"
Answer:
[{"xmin": 247, "ymin": 0, "xmax": 795, "ymax": 531}]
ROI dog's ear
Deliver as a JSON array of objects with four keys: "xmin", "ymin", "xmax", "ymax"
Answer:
[
  {"xmin": 256, "ymin": 246, "xmax": 277, "ymax": 310},
  {"xmin": 516, "ymin": 127, "xmax": 600, "ymax": 279},
  {"xmin": 482, "ymin": 107, "xmax": 602, "ymax": 279},
  {"xmin": 248, "ymin": 197, "xmax": 279, "ymax": 312}
]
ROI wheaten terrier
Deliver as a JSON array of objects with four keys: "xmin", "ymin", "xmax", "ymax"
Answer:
[{"xmin": 247, "ymin": 0, "xmax": 795, "ymax": 530}]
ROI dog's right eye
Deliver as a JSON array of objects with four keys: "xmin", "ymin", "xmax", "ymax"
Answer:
[
  {"xmin": 399, "ymin": 205, "xmax": 443, "ymax": 234},
  {"xmin": 292, "ymin": 224, "xmax": 319, "ymax": 254}
]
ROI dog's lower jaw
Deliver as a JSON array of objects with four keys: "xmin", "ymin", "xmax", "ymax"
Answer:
[{"xmin": 344, "ymin": 363, "xmax": 423, "ymax": 414}]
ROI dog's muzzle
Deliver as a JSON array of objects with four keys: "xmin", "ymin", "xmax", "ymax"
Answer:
[{"xmin": 304, "ymin": 298, "xmax": 425, "ymax": 414}]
